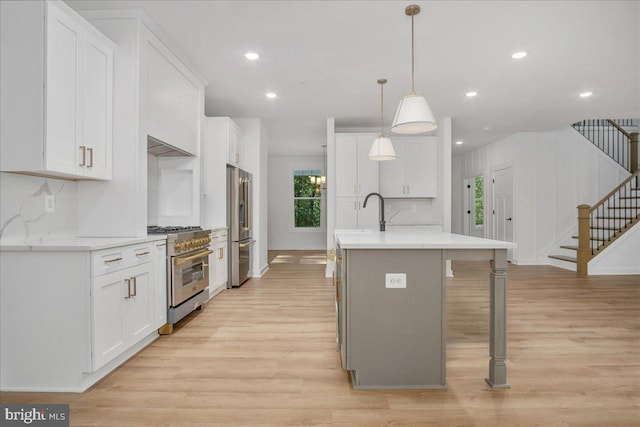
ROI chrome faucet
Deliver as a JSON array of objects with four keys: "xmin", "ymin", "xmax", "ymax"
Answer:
[{"xmin": 363, "ymin": 192, "xmax": 386, "ymax": 231}]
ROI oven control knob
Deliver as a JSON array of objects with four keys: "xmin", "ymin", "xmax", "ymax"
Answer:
[{"xmin": 175, "ymin": 242, "xmax": 184, "ymax": 251}]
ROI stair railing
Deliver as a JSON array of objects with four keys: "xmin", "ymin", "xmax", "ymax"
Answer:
[
  {"xmin": 572, "ymin": 119, "xmax": 638, "ymax": 173},
  {"xmin": 577, "ymin": 170, "xmax": 640, "ymax": 275}
]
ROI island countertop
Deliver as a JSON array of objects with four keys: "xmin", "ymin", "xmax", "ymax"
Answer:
[{"xmin": 335, "ymin": 229, "xmax": 516, "ymax": 250}]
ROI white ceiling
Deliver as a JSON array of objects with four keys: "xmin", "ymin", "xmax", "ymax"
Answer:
[{"xmin": 66, "ymin": 0, "xmax": 640, "ymax": 156}]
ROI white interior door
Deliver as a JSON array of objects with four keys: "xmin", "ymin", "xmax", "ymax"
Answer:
[{"xmin": 494, "ymin": 168, "xmax": 514, "ymax": 261}]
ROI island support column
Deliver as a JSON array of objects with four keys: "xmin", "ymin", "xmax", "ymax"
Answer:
[{"xmin": 486, "ymin": 249, "xmax": 510, "ymax": 388}]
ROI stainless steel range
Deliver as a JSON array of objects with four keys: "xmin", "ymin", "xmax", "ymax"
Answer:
[{"xmin": 148, "ymin": 226, "xmax": 211, "ymax": 333}]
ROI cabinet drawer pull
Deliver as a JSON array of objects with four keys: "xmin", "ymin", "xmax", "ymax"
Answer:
[
  {"xmin": 104, "ymin": 257, "xmax": 123, "ymax": 264},
  {"xmin": 131, "ymin": 276, "xmax": 137, "ymax": 297},
  {"xmin": 125, "ymin": 278, "xmax": 131, "ymax": 299},
  {"xmin": 87, "ymin": 147, "xmax": 94, "ymax": 167},
  {"xmin": 79, "ymin": 146, "xmax": 86, "ymax": 167},
  {"xmin": 156, "ymin": 243, "xmax": 166, "ymax": 248},
  {"xmin": 218, "ymin": 248, "xmax": 223, "ymax": 259},
  {"xmin": 135, "ymin": 251, "xmax": 150, "ymax": 256}
]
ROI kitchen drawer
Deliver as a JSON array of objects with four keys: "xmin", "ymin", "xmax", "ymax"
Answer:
[
  {"xmin": 92, "ymin": 243, "xmax": 154, "ymax": 277},
  {"xmin": 210, "ymin": 229, "xmax": 228, "ymax": 245}
]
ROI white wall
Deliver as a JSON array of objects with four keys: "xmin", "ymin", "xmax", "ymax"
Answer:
[
  {"xmin": 234, "ymin": 118, "xmax": 269, "ymax": 276},
  {"xmin": 0, "ymin": 173, "xmax": 77, "ymax": 242},
  {"xmin": 268, "ymin": 156, "xmax": 327, "ymax": 250},
  {"xmin": 589, "ymin": 224, "xmax": 640, "ymax": 274},
  {"xmin": 460, "ymin": 126, "xmax": 630, "ymax": 266}
]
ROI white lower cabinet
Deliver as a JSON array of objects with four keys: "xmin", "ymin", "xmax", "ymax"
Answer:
[
  {"xmin": 92, "ymin": 246, "xmax": 155, "ymax": 371},
  {"xmin": 209, "ymin": 228, "xmax": 228, "ymax": 298}
]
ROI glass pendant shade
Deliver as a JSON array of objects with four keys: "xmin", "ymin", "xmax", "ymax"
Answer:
[
  {"xmin": 391, "ymin": 93, "xmax": 437, "ymax": 134},
  {"xmin": 368, "ymin": 135, "xmax": 397, "ymax": 161}
]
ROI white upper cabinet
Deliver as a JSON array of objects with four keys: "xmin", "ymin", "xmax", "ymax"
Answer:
[
  {"xmin": 226, "ymin": 119, "xmax": 244, "ymax": 167},
  {"xmin": 146, "ymin": 37, "xmax": 200, "ymax": 156},
  {"xmin": 335, "ymin": 134, "xmax": 379, "ymax": 198},
  {"xmin": 380, "ymin": 137, "xmax": 437, "ymax": 198},
  {"xmin": 0, "ymin": 0, "xmax": 114, "ymax": 180}
]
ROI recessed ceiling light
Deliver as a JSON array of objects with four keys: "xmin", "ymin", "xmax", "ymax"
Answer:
[
  {"xmin": 579, "ymin": 91, "xmax": 593, "ymax": 98},
  {"xmin": 483, "ymin": 126, "xmax": 491, "ymax": 131},
  {"xmin": 245, "ymin": 52, "xmax": 260, "ymax": 60},
  {"xmin": 266, "ymin": 92, "xmax": 277, "ymax": 99},
  {"xmin": 455, "ymin": 140, "xmax": 463, "ymax": 145},
  {"xmin": 511, "ymin": 51, "xmax": 527, "ymax": 59},
  {"xmin": 466, "ymin": 91, "xmax": 478, "ymax": 97}
]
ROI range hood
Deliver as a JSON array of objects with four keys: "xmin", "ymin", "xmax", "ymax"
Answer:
[{"xmin": 147, "ymin": 136, "xmax": 194, "ymax": 157}]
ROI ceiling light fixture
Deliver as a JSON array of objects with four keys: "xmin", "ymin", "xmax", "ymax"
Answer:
[
  {"xmin": 511, "ymin": 51, "xmax": 527, "ymax": 59},
  {"xmin": 391, "ymin": 4, "xmax": 437, "ymax": 134},
  {"xmin": 466, "ymin": 91, "xmax": 478, "ymax": 97},
  {"xmin": 266, "ymin": 92, "xmax": 277, "ymax": 99},
  {"xmin": 579, "ymin": 91, "xmax": 593, "ymax": 98},
  {"xmin": 369, "ymin": 79, "xmax": 397, "ymax": 161},
  {"xmin": 455, "ymin": 140, "xmax": 463, "ymax": 145},
  {"xmin": 245, "ymin": 52, "xmax": 260, "ymax": 60}
]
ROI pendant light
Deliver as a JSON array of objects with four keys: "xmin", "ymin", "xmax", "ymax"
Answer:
[
  {"xmin": 368, "ymin": 79, "xmax": 397, "ymax": 161},
  {"xmin": 391, "ymin": 4, "xmax": 437, "ymax": 134}
]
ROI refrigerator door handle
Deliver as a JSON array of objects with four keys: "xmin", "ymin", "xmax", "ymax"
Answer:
[{"xmin": 238, "ymin": 240, "xmax": 256, "ymax": 248}]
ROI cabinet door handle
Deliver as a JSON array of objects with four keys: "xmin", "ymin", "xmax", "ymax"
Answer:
[
  {"xmin": 218, "ymin": 248, "xmax": 223, "ymax": 259},
  {"xmin": 235, "ymin": 153, "xmax": 239, "ymax": 163},
  {"xmin": 104, "ymin": 257, "xmax": 123, "ymax": 264},
  {"xmin": 135, "ymin": 251, "xmax": 150, "ymax": 257},
  {"xmin": 125, "ymin": 278, "xmax": 131, "ymax": 299},
  {"xmin": 87, "ymin": 147, "xmax": 94, "ymax": 168},
  {"xmin": 407, "ymin": 185, "xmax": 410, "ymax": 194},
  {"xmin": 79, "ymin": 146, "xmax": 86, "ymax": 167},
  {"xmin": 402, "ymin": 185, "xmax": 405, "ymax": 194},
  {"xmin": 156, "ymin": 243, "xmax": 166, "ymax": 248},
  {"xmin": 131, "ymin": 276, "xmax": 137, "ymax": 297}
]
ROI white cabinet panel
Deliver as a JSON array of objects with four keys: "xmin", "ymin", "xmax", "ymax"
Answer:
[
  {"xmin": 82, "ymin": 31, "xmax": 113, "ymax": 179},
  {"xmin": 356, "ymin": 136, "xmax": 380, "ymax": 196},
  {"xmin": 336, "ymin": 135, "xmax": 358, "ymax": 197},
  {"xmin": 154, "ymin": 241, "xmax": 167, "ymax": 329},
  {"xmin": 92, "ymin": 270, "xmax": 127, "ymax": 370},
  {"xmin": 147, "ymin": 39, "xmax": 200, "ymax": 156},
  {"xmin": 45, "ymin": 2, "xmax": 84, "ymax": 176},
  {"xmin": 127, "ymin": 266, "xmax": 154, "ymax": 342},
  {"xmin": 336, "ymin": 198, "xmax": 358, "ymax": 230}
]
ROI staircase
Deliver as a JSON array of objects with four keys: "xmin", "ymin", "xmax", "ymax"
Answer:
[{"xmin": 548, "ymin": 119, "xmax": 639, "ymax": 274}]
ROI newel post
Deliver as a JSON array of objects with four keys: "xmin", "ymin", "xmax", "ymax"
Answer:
[
  {"xmin": 630, "ymin": 132, "xmax": 638, "ymax": 174},
  {"xmin": 577, "ymin": 204, "xmax": 591, "ymax": 276}
]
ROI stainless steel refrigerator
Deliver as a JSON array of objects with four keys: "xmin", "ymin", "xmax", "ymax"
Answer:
[{"xmin": 227, "ymin": 166, "xmax": 254, "ymax": 287}]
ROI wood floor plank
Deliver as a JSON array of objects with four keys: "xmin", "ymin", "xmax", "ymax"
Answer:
[{"xmin": 1, "ymin": 251, "xmax": 639, "ymax": 426}]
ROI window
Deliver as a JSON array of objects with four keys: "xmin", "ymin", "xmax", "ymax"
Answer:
[
  {"xmin": 474, "ymin": 175, "xmax": 484, "ymax": 227},
  {"xmin": 293, "ymin": 169, "xmax": 322, "ymax": 228}
]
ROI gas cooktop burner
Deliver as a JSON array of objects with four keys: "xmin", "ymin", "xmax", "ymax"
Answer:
[{"xmin": 147, "ymin": 225, "xmax": 203, "ymax": 234}]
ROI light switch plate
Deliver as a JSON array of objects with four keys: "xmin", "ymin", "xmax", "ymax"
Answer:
[{"xmin": 385, "ymin": 273, "xmax": 406, "ymax": 289}]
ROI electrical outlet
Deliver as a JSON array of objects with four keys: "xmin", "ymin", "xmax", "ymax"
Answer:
[
  {"xmin": 411, "ymin": 204, "xmax": 417, "ymax": 213},
  {"xmin": 385, "ymin": 205, "xmax": 391, "ymax": 212},
  {"xmin": 385, "ymin": 273, "xmax": 406, "ymax": 289},
  {"xmin": 44, "ymin": 194, "xmax": 55, "ymax": 213}
]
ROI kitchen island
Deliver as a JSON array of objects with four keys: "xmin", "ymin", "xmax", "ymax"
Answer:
[{"xmin": 334, "ymin": 229, "xmax": 515, "ymax": 390}]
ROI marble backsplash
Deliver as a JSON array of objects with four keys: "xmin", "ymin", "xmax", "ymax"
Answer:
[
  {"xmin": 0, "ymin": 173, "xmax": 77, "ymax": 242},
  {"xmin": 385, "ymin": 199, "xmax": 438, "ymax": 226}
]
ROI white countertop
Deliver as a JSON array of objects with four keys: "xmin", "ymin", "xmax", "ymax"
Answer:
[
  {"xmin": 335, "ymin": 229, "xmax": 516, "ymax": 250},
  {"xmin": 0, "ymin": 234, "xmax": 167, "ymax": 252}
]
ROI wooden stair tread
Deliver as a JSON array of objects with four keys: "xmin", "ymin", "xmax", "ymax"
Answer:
[
  {"xmin": 548, "ymin": 255, "xmax": 577, "ymax": 263},
  {"xmin": 591, "ymin": 226, "xmax": 619, "ymax": 230},
  {"xmin": 560, "ymin": 245, "xmax": 578, "ymax": 250},
  {"xmin": 572, "ymin": 235, "xmax": 607, "ymax": 241}
]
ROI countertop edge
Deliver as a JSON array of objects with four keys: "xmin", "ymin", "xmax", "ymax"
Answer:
[{"xmin": 0, "ymin": 235, "xmax": 168, "ymax": 252}]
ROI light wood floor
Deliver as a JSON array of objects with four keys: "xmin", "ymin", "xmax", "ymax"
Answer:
[{"xmin": 2, "ymin": 251, "xmax": 639, "ymax": 426}]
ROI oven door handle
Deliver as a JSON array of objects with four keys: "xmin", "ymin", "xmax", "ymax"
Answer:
[{"xmin": 174, "ymin": 249, "xmax": 214, "ymax": 266}]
